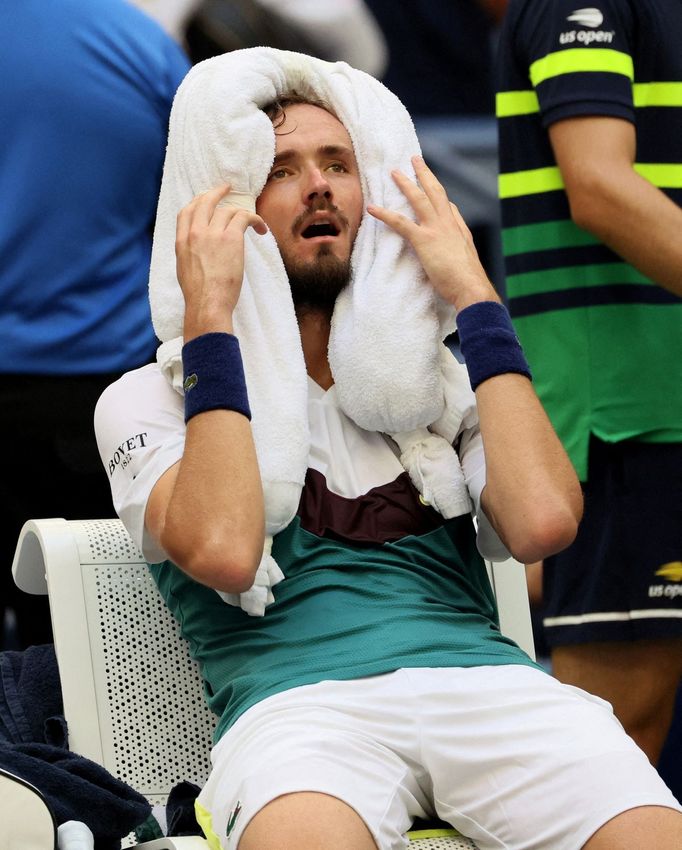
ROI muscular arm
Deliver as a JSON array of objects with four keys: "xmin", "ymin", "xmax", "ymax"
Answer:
[
  {"xmin": 368, "ymin": 157, "xmax": 582, "ymax": 563},
  {"xmin": 549, "ymin": 115, "xmax": 682, "ymax": 298},
  {"xmin": 474, "ymin": 373, "xmax": 581, "ymax": 563},
  {"xmin": 145, "ymin": 185, "xmax": 268, "ymax": 593}
]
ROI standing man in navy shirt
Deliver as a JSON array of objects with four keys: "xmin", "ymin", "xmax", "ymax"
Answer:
[{"xmin": 496, "ymin": 0, "xmax": 682, "ymax": 766}]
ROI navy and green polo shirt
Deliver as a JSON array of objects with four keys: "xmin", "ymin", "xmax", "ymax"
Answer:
[
  {"xmin": 496, "ymin": 0, "xmax": 682, "ymax": 480},
  {"xmin": 142, "ymin": 379, "xmax": 536, "ymax": 743}
]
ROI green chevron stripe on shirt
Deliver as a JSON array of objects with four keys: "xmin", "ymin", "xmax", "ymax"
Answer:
[
  {"xmin": 502, "ymin": 219, "xmax": 599, "ymax": 255},
  {"xmin": 634, "ymin": 163, "xmax": 682, "ymax": 187},
  {"xmin": 506, "ymin": 262, "xmax": 652, "ymax": 298},
  {"xmin": 496, "ymin": 89, "xmax": 540, "ymax": 117},
  {"xmin": 634, "ymin": 82, "xmax": 682, "ymax": 107},
  {"xmin": 529, "ymin": 48, "xmax": 634, "ymax": 87},
  {"xmin": 498, "ymin": 82, "xmax": 682, "ymax": 118},
  {"xmin": 499, "ymin": 166, "xmax": 564, "ymax": 198},
  {"xmin": 499, "ymin": 162, "xmax": 682, "ymax": 200}
]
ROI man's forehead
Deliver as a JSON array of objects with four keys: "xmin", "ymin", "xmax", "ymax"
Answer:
[{"xmin": 274, "ymin": 102, "xmax": 353, "ymax": 145}]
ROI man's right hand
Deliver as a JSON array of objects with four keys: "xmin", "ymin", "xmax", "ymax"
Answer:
[
  {"xmin": 146, "ymin": 183, "xmax": 267, "ymax": 591},
  {"xmin": 175, "ymin": 183, "xmax": 268, "ymax": 341}
]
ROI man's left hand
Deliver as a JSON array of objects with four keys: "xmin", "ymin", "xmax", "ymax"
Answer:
[{"xmin": 367, "ymin": 156, "xmax": 498, "ymax": 311}]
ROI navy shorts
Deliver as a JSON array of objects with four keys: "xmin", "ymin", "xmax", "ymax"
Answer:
[{"xmin": 542, "ymin": 436, "xmax": 682, "ymax": 647}]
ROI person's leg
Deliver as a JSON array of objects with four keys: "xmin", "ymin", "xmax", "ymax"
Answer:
[
  {"xmin": 543, "ymin": 437, "xmax": 682, "ymax": 763},
  {"xmin": 583, "ymin": 805, "xmax": 682, "ymax": 849},
  {"xmin": 197, "ymin": 675, "xmax": 431, "ymax": 850},
  {"xmin": 659, "ymin": 681, "xmax": 682, "ymax": 800},
  {"xmin": 415, "ymin": 665, "xmax": 682, "ymax": 850},
  {"xmin": 552, "ymin": 638, "xmax": 682, "ymax": 763},
  {"xmin": 239, "ymin": 792, "xmax": 377, "ymax": 850}
]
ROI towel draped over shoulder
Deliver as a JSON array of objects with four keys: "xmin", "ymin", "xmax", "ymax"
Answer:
[{"xmin": 149, "ymin": 48, "xmax": 477, "ymax": 615}]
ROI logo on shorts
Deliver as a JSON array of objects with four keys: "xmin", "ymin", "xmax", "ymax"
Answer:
[
  {"xmin": 648, "ymin": 562, "xmax": 682, "ymax": 599},
  {"xmin": 226, "ymin": 801, "xmax": 242, "ymax": 839},
  {"xmin": 655, "ymin": 562, "xmax": 682, "ymax": 582}
]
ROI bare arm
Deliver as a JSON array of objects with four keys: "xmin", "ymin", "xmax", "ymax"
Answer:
[
  {"xmin": 549, "ymin": 115, "xmax": 682, "ymax": 298},
  {"xmin": 368, "ymin": 157, "xmax": 582, "ymax": 563},
  {"xmin": 473, "ymin": 373, "xmax": 581, "ymax": 563},
  {"xmin": 145, "ymin": 185, "xmax": 268, "ymax": 593}
]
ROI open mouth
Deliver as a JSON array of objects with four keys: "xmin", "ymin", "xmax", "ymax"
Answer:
[{"xmin": 301, "ymin": 222, "xmax": 340, "ymax": 239}]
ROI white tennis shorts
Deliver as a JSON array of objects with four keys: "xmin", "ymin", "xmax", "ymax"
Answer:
[{"xmin": 196, "ymin": 666, "xmax": 681, "ymax": 850}]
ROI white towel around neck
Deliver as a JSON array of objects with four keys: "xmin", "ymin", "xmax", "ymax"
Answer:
[{"xmin": 149, "ymin": 48, "xmax": 477, "ymax": 615}]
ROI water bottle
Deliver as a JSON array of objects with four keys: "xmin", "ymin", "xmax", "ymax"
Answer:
[{"xmin": 57, "ymin": 821, "xmax": 95, "ymax": 850}]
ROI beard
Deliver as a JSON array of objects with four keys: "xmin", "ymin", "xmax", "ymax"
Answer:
[{"xmin": 283, "ymin": 245, "xmax": 352, "ymax": 313}]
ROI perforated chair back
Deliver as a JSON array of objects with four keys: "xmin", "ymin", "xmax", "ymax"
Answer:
[{"xmin": 12, "ymin": 518, "xmax": 217, "ymax": 805}]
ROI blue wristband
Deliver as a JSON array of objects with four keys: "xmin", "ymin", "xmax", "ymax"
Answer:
[
  {"xmin": 182, "ymin": 332, "xmax": 251, "ymax": 423},
  {"xmin": 456, "ymin": 301, "xmax": 532, "ymax": 391}
]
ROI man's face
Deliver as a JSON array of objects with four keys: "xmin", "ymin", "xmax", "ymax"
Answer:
[{"xmin": 256, "ymin": 103, "xmax": 364, "ymax": 310}]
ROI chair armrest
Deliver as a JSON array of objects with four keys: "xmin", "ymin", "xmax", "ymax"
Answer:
[
  {"xmin": 486, "ymin": 557, "xmax": 535, "ymax": 660},
  {"xmin": 0, "ymin": 768, "xmax": 58, "ymax": 850},
  {"xmin": 12, "ymin": 517, "xmax": 76, "ymax": 595}
]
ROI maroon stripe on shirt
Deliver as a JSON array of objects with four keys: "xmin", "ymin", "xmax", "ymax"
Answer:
[{"xmin": 297, "ymin": 467, "xmax": 445, "ymax": 545}]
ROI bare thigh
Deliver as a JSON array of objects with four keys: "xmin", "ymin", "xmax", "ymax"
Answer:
[
  {"xmin": 552, "ymin": 637, "xmax": 682, "ymax": 763},
  {"xmin": 582, "ymin": 805, "xmax": 682, "ymax": 849},
  {"xmin": 238, "ymin": 792, "xmax": 378, "ymax": 850}
]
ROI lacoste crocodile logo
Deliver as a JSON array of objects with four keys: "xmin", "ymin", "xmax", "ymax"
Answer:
[
  {"xmin": 183, "ymin": 372, "xmax": 198, "ymax": 392},
  {"xmin": 226, "ymin": 801, "xmax": 242, "ymax": 839}
]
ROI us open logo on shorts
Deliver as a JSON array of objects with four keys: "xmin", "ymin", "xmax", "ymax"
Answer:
[
  {"xmin": 648, "ymin": 561, "xmax": 682, "ymax": 599},
  {"xmin": 226, "ymin": 801, "xmax": 242, "ymax": 839}
]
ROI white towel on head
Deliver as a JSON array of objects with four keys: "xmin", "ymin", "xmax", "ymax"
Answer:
[{"xmin": 149, "ymin": 47, "xmax": 478, "ymax": 615}]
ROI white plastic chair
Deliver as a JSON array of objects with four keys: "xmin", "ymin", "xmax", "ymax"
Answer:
[
  {"xmin": 0, "ymin": 767, "xmax": 58, "ymax": 850},
  {"xmin": 12, "ymin": 517, "xmax": 535, "ymax": 849}
]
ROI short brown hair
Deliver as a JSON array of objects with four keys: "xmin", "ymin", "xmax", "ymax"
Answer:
[{"xmin": 262, "ymin": 90, "xmax": 337, "ymax": 132}]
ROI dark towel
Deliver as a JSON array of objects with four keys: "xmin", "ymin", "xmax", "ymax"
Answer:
[
  {"xmin": 167, "ymin": 780, "xmax": 202, "ymax": 836},
  {"xmin": 0, "ymin": 742, "xmax": 150, "ymax": 850},
  {"xmin": 0, "ymin": 644, "xmax": 64, "ymax": 745},
  {"xmin": 0, "ymin": 646, "xmax": 150, "ymax": 848}
]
